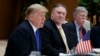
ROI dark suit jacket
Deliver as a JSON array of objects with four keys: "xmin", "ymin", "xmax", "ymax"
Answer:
[
  {"xmin": 39, "ymin": 19, "xmax": 76, "ymax": 56},
  {"xmin": 91, "ymin": 26, "xmax": 100, "ymax": 48},
  {"xmin": 5, "ymin": 20, "xmax": 41, "ymax": 56},
  {"xmin": 65, "ymin": 21, "xmax": 86, "ymax": 47}
]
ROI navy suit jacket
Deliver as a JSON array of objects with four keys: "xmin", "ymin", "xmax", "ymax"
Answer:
[
  {"xmin": 91, "ymin": 26, "xmax": 100, "ymax": 48},
  {"xmin": 65, "ymin": 21, "xmax": 86, "ymax": 47},
  {"xmin": 39, "ymin": 19, "xmax": 76, "ymax": 56},
  {"xmin": 5, "ymin": 20, "xmax": 40, "ymax": 56}
]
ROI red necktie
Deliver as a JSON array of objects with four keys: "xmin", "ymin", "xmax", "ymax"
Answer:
[{"xmin": 79, "ymin": 27, "xmax": 83, "ymax": 39}]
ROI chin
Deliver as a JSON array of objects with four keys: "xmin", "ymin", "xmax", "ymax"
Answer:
[{"xmin": 40, "ymin": 25, "xmax": 43, "ymax": 28}]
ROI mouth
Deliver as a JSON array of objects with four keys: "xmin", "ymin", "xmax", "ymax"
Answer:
[{"xmin": 41, "ymin": 22, "xmax": 44, "ymax": 25}]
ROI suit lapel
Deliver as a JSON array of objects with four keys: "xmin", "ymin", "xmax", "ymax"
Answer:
[
  {"xmin": 49, "ymin": 19, "xmax": 65, "ymax": 45},
  {"xmin": 70, "ymin": 22, "xmax": 78, "ymax": 46},
  {"xmin": 25, "ymin": 20, "xmax": 37, "ymax": 51}
]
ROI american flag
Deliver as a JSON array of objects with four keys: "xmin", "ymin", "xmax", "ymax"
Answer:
[{"xmin": 75, "ymin": 31, "xmax": 92, "ymax": 54}]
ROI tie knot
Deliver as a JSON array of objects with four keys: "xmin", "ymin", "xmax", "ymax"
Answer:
[
  {"xmin": 36, "ymin": 30, "xmax": 39, "ymax": 33},
  {"xmin": 79, "ymin": 27, "xmax": 83, "ymax": 38},
  {"xmin": 79, "ymin": 27, "xmax": 82, "ymax": 31},
  {"xmin": 35, "ymin": 30, "xmax": 39, "ymax": 37},
  {"xmin": 58, "ymin": 26, "xmax": 62, "ymax": 29}
]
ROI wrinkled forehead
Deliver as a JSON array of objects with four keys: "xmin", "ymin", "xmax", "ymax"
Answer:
[{"xmin": 76, "ymin": 11, "xmax": 88, "ymax": 16}]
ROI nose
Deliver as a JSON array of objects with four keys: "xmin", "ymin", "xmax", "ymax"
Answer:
[
  {"xmin": 83, "ymin": 15, "xmax": 87, "ymax": 19},
  {"xmin": 60, "ymin": 14, "xmax": 63, "ymax": 17},
  {"xmin": 81, "ymin": 18, "xmax": 85, "ymax": 22}
]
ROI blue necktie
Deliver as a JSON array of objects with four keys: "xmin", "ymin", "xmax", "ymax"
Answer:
[{"xmin": 35, "ymin": 30, "xmax": 40, "ymax": 51}]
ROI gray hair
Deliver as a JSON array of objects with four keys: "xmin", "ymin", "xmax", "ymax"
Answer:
[
  {"xmin": 25, "ymin": 4, "xmax": 48, "ymax": 19},
  {"xmin": 73, "ymin": 6, "xmax": 88, "ymax": 16}
]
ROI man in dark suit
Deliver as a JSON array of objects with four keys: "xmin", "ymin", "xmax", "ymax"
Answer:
[
  {"xmin": 91, "ymin": 26, "xmax": 100, "ymax": 48},
  {"xmin": 4, "ymin": 4, "xmax": 48, "ymax": 56},
  {"xmin": 65, "ymin": 6, "xmax": 88, "ymax": 54},
  {"xmin": 39, "ymin": 3, "xmax": 76, "ymax": 56},
  {"xmin": 91, "ymin": 14, "xmax": 100, "ymax": 48}
]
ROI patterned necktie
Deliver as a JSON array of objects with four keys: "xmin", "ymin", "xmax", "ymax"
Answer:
[
  {"xmin": 58, "ymin": 26, "xmax": 69, "ymax": 53},
  {"xmin": 35, "ymin": 30, "xmax": 40, "ymax": 51}
]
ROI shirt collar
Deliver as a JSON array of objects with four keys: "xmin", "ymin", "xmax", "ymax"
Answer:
[
  {"xmin": 74, "ymin": 20, "xmax": 80, "ymax": 29},
  {"xmin": 29, "ymin": 21, "xmax": 37, "ymax": 33}
]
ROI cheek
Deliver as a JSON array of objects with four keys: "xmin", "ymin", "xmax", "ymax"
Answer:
[
  {"xmin": 79, "ymin": 19, "xmax": 84, "ymax": 23},
  {"xmin": 39, "ymin": 19, "xmax": 43, "ymax": 24},
  {"xmin": 54, "ymin": 13, "xmax": 59, "ymax": 17}
]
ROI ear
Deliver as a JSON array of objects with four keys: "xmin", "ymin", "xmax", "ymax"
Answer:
[{"xmin": 30, "ymin": 13, "xmax": 34, "ymax": 18}]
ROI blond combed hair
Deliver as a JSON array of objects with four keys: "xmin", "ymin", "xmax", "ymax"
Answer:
[{"xmin": 25, "ymin": 4, "xmax": 48, "ymax": 19}]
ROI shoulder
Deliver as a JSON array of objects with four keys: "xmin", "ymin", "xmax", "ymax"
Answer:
[
  {"xmin": 65, "ymin": 21, "xmax": 75, "ymax": 26},
  {"xmin": 91, "ymin": 26, "xmax": 100, "ymax": 33},
  {"xmin": 9, "ymin": 20, "xmax": 33, "ymax": 42},
  {"xmin": 44, "ymin": 19, "xmax": 56, "ymax": 29},
  {"xmin": 11, "ymin": 20, "xmax": 33, "ymax": 36},
  {"xmin": 63, "ymin": 21, "xmax": 75, "ymax": 29},
  {"xmin": 17, "ymin": 20, "xmax": 32, "ymax": 30}
]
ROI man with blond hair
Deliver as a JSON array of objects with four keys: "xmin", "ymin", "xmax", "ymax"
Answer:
[{"xmin": 5, "ymin": 4, "xmax": 48, "ymax": 56}]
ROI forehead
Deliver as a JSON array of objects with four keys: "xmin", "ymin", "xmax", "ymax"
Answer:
[
  {"xmin": 77, "ymin": 11, "xmax": 87, "ymax": 15},
  {"xmin": 53, "ymin": 6, "xmax": 66, "ymax": 12},
  {"xmin": 35, "ymin": 10, "xmax": 46, "ymax": 15}
]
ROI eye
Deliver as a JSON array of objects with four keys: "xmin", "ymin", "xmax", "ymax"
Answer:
[
  {"xmin": 57, "ymin": 11, "xmax": 66, "ymax": 16},
  {"xmin": 57, "ymin": 12, "xmax": 61, "ymax": 14}
]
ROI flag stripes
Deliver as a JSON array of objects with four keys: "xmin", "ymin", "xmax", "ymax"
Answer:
[{"xmin": 75, "ymin": 31, "xmax": 92, "ymax": 54}]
